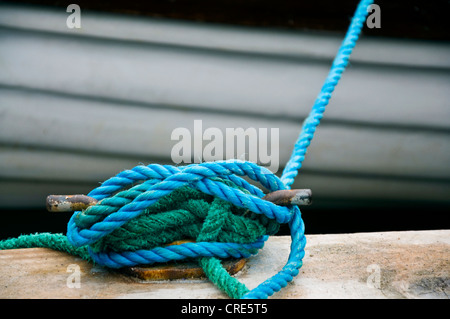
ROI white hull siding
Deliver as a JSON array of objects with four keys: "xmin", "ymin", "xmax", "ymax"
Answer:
[{"xmin": 1, "ymin": 3, "xmax": 449, "ymax": 208}]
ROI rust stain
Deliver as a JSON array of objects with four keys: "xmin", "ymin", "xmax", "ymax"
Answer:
[
  {"xmin": 123, "ymin": 239, "xmax": 246, "ymax": 281},
  {"xmin": 263, "ymin": 189, "xmax": 312, "ymax": 206},
  {"xmin": 123, "ymin": 258, "xmax": 247, "ymax": 281},
  {"xmin": 46, "ymin": 195, "xmax": 98, "ymax": 212}
]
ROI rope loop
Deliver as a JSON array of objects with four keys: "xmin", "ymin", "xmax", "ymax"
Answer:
[{"xmin": 67, "ymin": 159, "xmax": 306, "ymax": 299}]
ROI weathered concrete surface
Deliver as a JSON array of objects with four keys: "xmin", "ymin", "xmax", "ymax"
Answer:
[{"xmin": 0, "ymin": 230, "xmax": 448, "ymax": 299}]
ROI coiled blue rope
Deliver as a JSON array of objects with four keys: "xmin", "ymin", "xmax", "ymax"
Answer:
[{"xmin": 67, "ymin": 161, "xmax": 294, "ymax": 268}]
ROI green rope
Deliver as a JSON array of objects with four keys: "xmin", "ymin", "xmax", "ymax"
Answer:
[
  {"xmin": 199, "ymin": 257, "xmax": 250, "ymax": 299},
  {"xmin": 196, "ymin": 189, "xmax": 252, "ymax": 299},
  {"xmin": 0, "ymin": 233, "xmax": 91, "ymax": 261}
]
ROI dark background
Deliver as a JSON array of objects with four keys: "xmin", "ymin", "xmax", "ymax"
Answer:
[
  {"xmin": 5, "ymin": 0, "xmax": 450, "ymax": 40},
  {"xmin": 1, "ymin": 201, "xmax": 448, "ymax": 240}
]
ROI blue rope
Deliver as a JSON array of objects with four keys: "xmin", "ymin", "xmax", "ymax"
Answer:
[
  {"xmin": 65, "ymin": 0, "xmax": 373, "ymax": 299},
  {"xmin": 281, "ymin": 0, "xmax": 374, "ymax": 188}
]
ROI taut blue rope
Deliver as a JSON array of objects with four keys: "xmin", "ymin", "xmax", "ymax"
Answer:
[
  {"xmin": 281, "ymin": 0, "xmax": 373, "ymax": 188},
  {"xmin": 65, "ymin": 0, "xmax": 373, "ymax": 299}
]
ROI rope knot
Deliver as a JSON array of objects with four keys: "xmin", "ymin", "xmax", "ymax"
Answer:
[{"xmin": 66, "ymin": 160, "xmax": 306, "ymax": 298}]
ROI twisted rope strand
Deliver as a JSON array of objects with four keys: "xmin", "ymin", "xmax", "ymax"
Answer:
[{"xmin": 281, "ymin": 0, "xmax": 373, "ymax": 188}]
